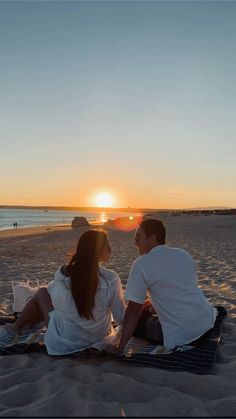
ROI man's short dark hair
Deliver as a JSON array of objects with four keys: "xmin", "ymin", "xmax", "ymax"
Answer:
[{"xmin": 140, "ymin": 219, "xmax": 166, "ymax": 244}]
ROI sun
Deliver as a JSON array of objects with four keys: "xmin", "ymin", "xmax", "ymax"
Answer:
[{"xmin": 95, "ymin": 193, "xmax": 113, "ymax": 208}]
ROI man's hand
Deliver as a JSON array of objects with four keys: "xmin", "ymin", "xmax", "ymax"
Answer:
[
  {"xmin": 104, "ymin": 343, "xmax": 122, "ymax": 355},
  {"xmin": 105, "ymin": 301, "xmax": 144, "ymax": 355},
  {"xmin": 112, "ymin": 301, "xmax": 144, "ymax": 354}
]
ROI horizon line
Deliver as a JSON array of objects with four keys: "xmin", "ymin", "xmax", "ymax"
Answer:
[{"xmin": 0, "ymin": 205, "xmax": 234, "ymax": 212}]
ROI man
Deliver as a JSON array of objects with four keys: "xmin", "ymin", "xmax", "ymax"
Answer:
[{"xmin": 107, "ymin": 218, "xmax": 216, "ymax": 354}]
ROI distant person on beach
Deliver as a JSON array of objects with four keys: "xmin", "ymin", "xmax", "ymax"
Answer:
[
  {"xmin": 13, "ymin": 222, "xmax": 17, "ymax": 229},
  {"xmin": 106, "ymin": 218, "xmax": 217, "ymax": 354},
  {"xmin": 0, "ymin": 230, "xmax": 126, "ymax": 354}
]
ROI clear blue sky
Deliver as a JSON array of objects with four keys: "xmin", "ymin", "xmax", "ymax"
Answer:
[{"xmin": 1, "ymin": 1, "xmax": 236, "ymax": 209}]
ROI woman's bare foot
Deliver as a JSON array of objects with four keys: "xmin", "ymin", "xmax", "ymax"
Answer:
[
  {"xmin": 3, "ymin": 323, "xmax": 18, "ymax": 335},
  {"xmin": 0, "ymin": 325, "xmax": 19, "ymax": 347}
]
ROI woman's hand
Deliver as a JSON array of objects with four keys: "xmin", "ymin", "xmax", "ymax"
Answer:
[
  {"xmin": 144, "ymin": 298, "xmax": 151, "ymax": 308},
  {"xmin": 144, "ymin": 298, "xmax": 156, "ymax": 313}
]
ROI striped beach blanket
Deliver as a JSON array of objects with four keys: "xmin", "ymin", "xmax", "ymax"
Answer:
[
  {"xmin": 0, "ymin": 318, "xmax": 46, "ymax": 355},
  {"xmin": 0, "ymin": 306, "xmax": 227, "ymax": 374},
  {"xmin": 119, "ymin": 306, "xmax": 227, "ymax": 374}
]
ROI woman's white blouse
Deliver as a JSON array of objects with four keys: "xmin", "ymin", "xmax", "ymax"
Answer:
[{"xmin": 45, "ymin": 266, "xmax": 126, "ymax": 355}]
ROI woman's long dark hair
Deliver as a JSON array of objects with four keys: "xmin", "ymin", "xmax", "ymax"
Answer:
[{"xmin": 65, "ymin": 230, "xmax": 108, "ymax": 320}]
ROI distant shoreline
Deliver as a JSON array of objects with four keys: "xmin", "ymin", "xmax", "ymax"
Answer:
[
  {"xmin": 0, "ymin": 205, "xmax": 147, "ymax": 213},
  {"xmin": 0, "ymin": 205, "xmax": 235, "ymax": 213}
]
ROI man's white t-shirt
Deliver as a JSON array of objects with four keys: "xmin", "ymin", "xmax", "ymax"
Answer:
[
  {"xmin": 45, "ymin": 266, "xmax": 126, "ymax": 355},
  {"xmin": 125, "ymin": 245, "xmax": 217, "ymax": 351}
]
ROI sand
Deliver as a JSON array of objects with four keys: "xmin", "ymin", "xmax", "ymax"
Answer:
[{"xmin": 0, "ymin": 214, "xmax": 236, "ymax": 417}]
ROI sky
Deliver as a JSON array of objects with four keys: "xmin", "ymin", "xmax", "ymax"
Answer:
[{"xmin": 0, "ymin": 0, "xmax": 236, "ymax": 209}]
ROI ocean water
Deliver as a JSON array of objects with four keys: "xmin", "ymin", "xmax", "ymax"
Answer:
[{"xmin": 0, "ymin": 209, "xmax": 134, "ymax": 231}]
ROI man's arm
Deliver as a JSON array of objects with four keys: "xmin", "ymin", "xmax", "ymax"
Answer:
[{"xmin": 106, "ymin": 300, "xmax": 144, "ymax": 354}]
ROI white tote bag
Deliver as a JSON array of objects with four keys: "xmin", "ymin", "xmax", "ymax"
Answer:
[{"xmin": 12, "ymin": 279, "xmax": 40, "ymax": 313}]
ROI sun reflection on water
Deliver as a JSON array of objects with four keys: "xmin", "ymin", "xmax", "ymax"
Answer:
[{"xmin": 99, "ymin": 212, "xmax": 108, "ymax": 224}]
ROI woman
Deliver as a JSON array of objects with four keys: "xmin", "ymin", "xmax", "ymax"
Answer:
[{"xmin": 1, "ymin": 230, "xmax": 126, "ymax": 355}]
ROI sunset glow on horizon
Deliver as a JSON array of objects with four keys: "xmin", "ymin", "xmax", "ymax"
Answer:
[
  {"xmin": 1, "ymin": 2, "xmax": 236, "ymax": 210},
  {"xmin": 95, "ymin": 193, "xmax": 113, "ymax": 208}
]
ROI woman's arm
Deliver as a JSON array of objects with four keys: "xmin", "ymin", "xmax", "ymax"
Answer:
[{"xmin": 110, "ymin": 274, "xmax": 127, "ymax": 325}]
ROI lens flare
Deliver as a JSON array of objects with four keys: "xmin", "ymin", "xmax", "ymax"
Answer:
[{"xmin": 114, "ymin": 215, "xmax": 143, "ymax": 231}]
